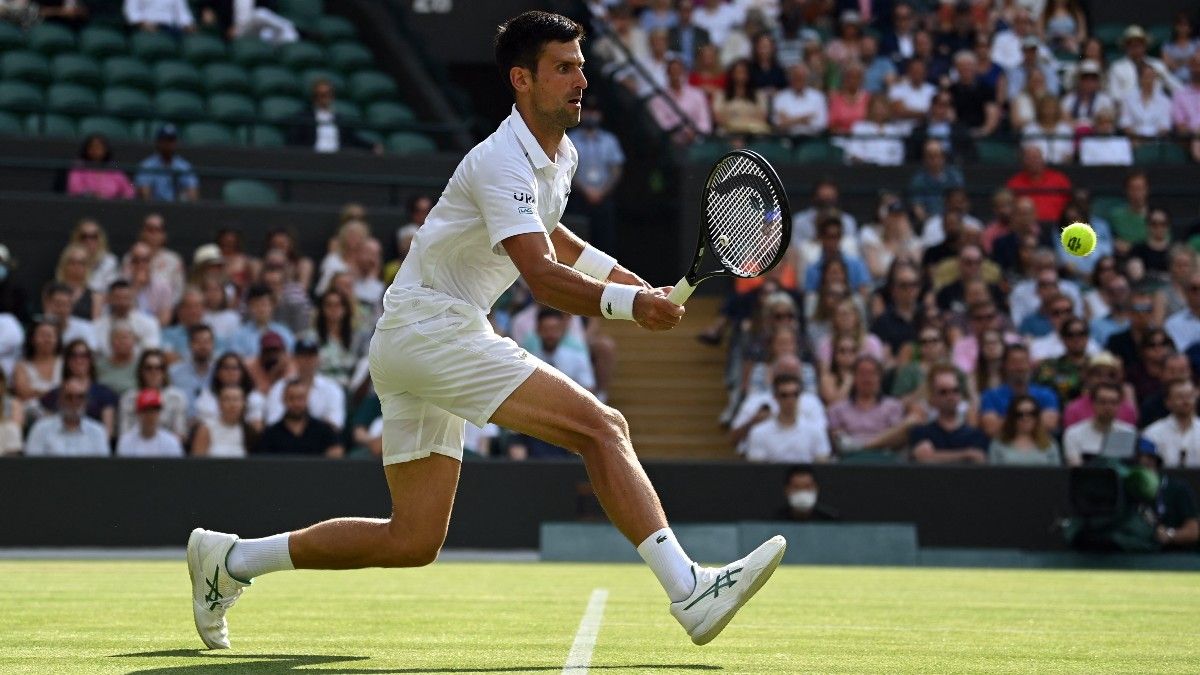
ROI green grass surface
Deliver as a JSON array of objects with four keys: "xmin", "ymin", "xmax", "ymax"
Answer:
[{"xmin": 0, "ymin": 561, "xmax": 1198, "ymax": 674}]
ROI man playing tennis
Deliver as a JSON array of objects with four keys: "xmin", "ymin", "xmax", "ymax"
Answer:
[{"xmin": 188, "ymin": 11, "xmax": 785, "ymax": 649}]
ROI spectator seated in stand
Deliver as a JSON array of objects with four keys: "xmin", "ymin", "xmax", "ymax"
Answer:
[
  {"xmin": 909, "ymin": 365, "xmax": 989, "ymax": 464},
  {"xmin": 119, "ymin": 348, "xmax": 188, "ymax": 441},
  {"xmin": 649, "ymin": 57, "xmax": 712, "ymax": 146},
  {"xmin": 828, "ymin": 355, "xmax": 921, "ymax": 460},
  {"xmin": 1173, "ymin": 52, "xmax": 1200, "ymax": 163},
  {"xmin": 94, "ymin": 279, "xmax": 161, "ymax": 358},
  {"xmin": 0, "ymin": 368, "xmax": 22, "ymax": 456},
  {"xmin": 264, "ymin": 337, "xmax": 345, "ymax": 432},
  {"xmin": 192, "ymin": 384, "xmax": 257, "ymax": 458},
  {"xmin": 25, "ymin": 377, "xmax": 109, "ymax": 457},
  {"xmin": 1063, "ymin": 382, "xmax": 1138, "ymax": 467},
  {"xmin": 255, "ymin": 379, "xmax": 343, "ymax": 457},
  {"xmin": 775, "ymin": 466, "xmax": 839, "ymax": 521},
  {"xmin": 744, "ymin": 373, "xmax": 831, "ymax": 463},
  {"xmin": 195, "ymin": 352, "xmax": 266, "ymax": 432},
  {"xmin": 842, "ymin": 94, "xmax": 905, "ymax": 166},
  {"xmin": 116, "ymin": 388, "xmax": 184, "ymax": 457},
  {"xmin": 289, "ymin": 80, "xmax": 383, "ymax": 155},
  {"xmin": 1120, "ymin": 64, "xmax": 1173, "ymax": 140},
  {"xmin": 230, "ymin": 284, "xmax": 296, "ymax": 359},
  {"xmin": 134, "ymin": 125, "xmax": 199, "ymax": 203},
  {"xmin": 980, "ymin": 343, "xmax": 1060, "ymax": 438},
  {"xmin": 988, "ymin": 395, "xmax": 1062, "ymax": 465},
  {"xmin": 1143, "ymin": 378, "xmax": 1200, "ymax": 469},
  {"xmin": 95, "ymin": 321, "xmax": 139, "ymax": 397},
  {"xmin": 1005, "ymin": 145, "xmax": 1071, "ymax": 225},
  {"xmin": 771, "ymin": 62, "xmax": 828, "ymax": 140},
  {"xmin": 908, "ymin": 140, "xmax": 965, "ymax": 223},
  {"xmin": 67, "ymin": 135, "xmax": 136, "ymax": 201},
  {"xmin": 125, "ymin": 0, "xmax": 196, "ymax": 32},
  {"xmin": 1078, "ymin": 108, "xmax": 1133, "ymax": 166},
  {"xmin": 198, "ymin": 0, "xmax": 298, "ymax": 43}
]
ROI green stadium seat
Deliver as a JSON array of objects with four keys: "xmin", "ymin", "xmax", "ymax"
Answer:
[
  {"xmin": 328, "ymin": 42, "xmax": 372, "ymax": 72},
  {"xmin": 386, "ymin": 131, "xmax": 436, "ymax": 155},
  {"xmin": 1148, "ymin": 24, "xmax": 1173, "ymax": 49},
  {"xmin": 279, "ymin": 41, "xmax": 326, "ymax": 71},
  {"xmin": 252, "ymin": 65, "xmax": 302, "ymax": 97},
  {"xmin": 78, "ymin": 25, "xmax": 127, "ymax": 60},
  {"xmin": 203, "ymin": 62, "xmax": 251, "ymax": 94},
  {"xmin": 349, "ymin": 70, "xmax": 397, "ymax": 104},
  {"xmin": 24, "ymin": 113, "xmax": 75, "ymax": 137},
  {"xmin": 103, "ymin": 56, "xmax": 154, "ymax": 90},
  {"xmin": 366, "ymin": 101, "xmax": 415, "ymax": 130},
  {"xmin": 686, "ymin": 138, "xmax": 731, "ymax": 163},
  {"xmin": 130, "ymin": 31, "xmax": 177, "ymax": 61},
  {"xmin": 0, "ymin": 110, "xmax": 21, "ymax": 134},
  {"xmin": 1090, "ymin": 195, "xmax": 1124, "ymax": 221},
  {"xmin": 259, "ymin": 95, "xmax": 304, "ymax": 122},
  {"xmin": 207, "ymin": 93, "xmax": 256, "ymax": 123},
  {"xmin": 223, "ymin": 178, "xmax": 280, "ymax": 205},
  {"xmin": 315, "ymin": 15, "xmax": 357, "ymax": 43},
  {"xmin": 46, "ymin": 83, "xmax": 98, "ymax": 114},
  {"xmin": 26, "ymin": 23, "xmax": 75, "ymax": 55},
  {"xmin": 102, "ymin": 86, "xmax": 155, "ymax": 116},
  {"xmin": 52, "ymin": 54, "xmax": 103, "ymax": 88},
  {"xmin": 746, "ymin": 139, "xmax": 791, "ymax": 165},
  {"xmin": 182, "ymin": 121, "xmax": 235, "ymax": 145},
  {"xmin": 181, "ymin": 33, "xmax": 226, "ymax": 65},
  {"xmin": 237, "ymin": 123, "xmax": 286, "ymax": 147},
  {"xmin": 229, "ymin": 37, "xmax": 274, "ymax": 68},
  {"xmin": 1094, "ymin": 22, "xmax": 1126, "ymax": 48},
  {"xmin": 333, "ymin": 99, "xmax": 361, "ymax": 123},
  {"xmin": 974, "ymin": 140, "xmax": 1018, "ymax": 165},
  {"xmin": 277, "ymin": 0, "xmax": 323, "ymax": 20},
  {"xmin": 1, "ymin": 50, "xmax": 50, "ymax": 84},
  {"xmin": 0, "ymin": 22, "xmax": 24, "ymax": 52},
  {"xmin": 300, "ymin": 68, "xmax": 345, "ymax": 93},
  {"xmin": 154, "ymin": 60, "xmax": 203, "ymax": 92},
  {"xmin": 0, "ymin": 81, "xmax": 42, "ymax": 111},
  {"xmin": 1133, "ymin": 142, "xmax": 1188, "ymax": 165},
  {"xmin": 77, "ymin": 115, "xmax": 132, "ymax": 141},
  {"xmin": 794, "ymin": 139, "xmax": 843, "ymax": 163},
  {"xmin": 154, "ymin": 89, "xmax": 205, "ymax": 118}
]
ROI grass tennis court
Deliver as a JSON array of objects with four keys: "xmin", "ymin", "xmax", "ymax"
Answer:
[{"xmin": 1, "ymin": 560, "xmax": 1197, "ymax": 674}]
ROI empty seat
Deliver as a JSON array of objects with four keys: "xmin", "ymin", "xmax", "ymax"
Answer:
[
  {"xmin": 300, "ymin": 68, "xmax": 345, "ymax": 93},
  {"xmin": 103, "ymin": 86, "xmax": 155, "ymax": 116},
  {"xmin": 181, "ymin": 33, "xmax": 226, "ymax": 65},
  {"xmin": 237, "ymin": 123, "xmax": 286, "ymax": 147},
  {"xmin": 277, "ymin": 0, "xmax": 324, "ymax": 20},
  {"xmin": 46, "ymin": 83, "xmax": 98, "ymax": 114},
  {"xmin": 78, "ymin": 115, "xmax": 132, "ymax": 141},
  {"xmin": 333, "ymin": 99, "xmax": 361, "ymax": 123},
  {"xmin": 686, "ymin": 138, "xmax": 731, "ymax": 163},
  {"xmin": 207, "ymin": 92, "xmax": 256, "ymax": 123},
  {"xmin": 103, "ymin": 56, "xmax": 154, "ymax": 90},
  {"xmin": 252, "ymin": 65, "xmax": 302, "ymax": 97},
  {"xmin": 746, "ymin": 139, "xmax": 791, "ymax": 165},
  {"xmin": 279, "ymin": 41, "xmax": 326, "ymax": 70},
  {"xmin": 27, "ymin": 23, "xmax": 75, "ymax": 55},
  {"xmin": 1, "ymin": 50, "xmax": 50, "ymax": 84},
  {"xmin": 183, "ymin": 121, "xmax": 236, "ymax": 145},
  {"xmin": 366, "ymin": 101, "xmax": 415, "ymax": 129},
  {"xmin": 202, "ymin": 63, "xmax": 251, "ymax": 96},
  {"xmin": 349, "ymin": 70, "xmax": 397, "ymax": 104},
  {"xmin": 24, "ymin": 113, "xmax": 75, "ymax": 137},
  {"xmin": 154, "ymin": 89, "xmax": 205, "ymax": 118},
  {"xmin": 223, "ymin": 178, "xmax": 280, "ymax": 205},
  {"xmin": 130, "ymin": 31, "xmax": 177, "ymax": 61},
  {"xmin": 154, "ymin": 60, "xmax": 203, "ymax": 92},
  {"xmin": 328, "ymin": 42, "xmax": 372, "ymax": 72},
  {"xmin": 229, "ymin": 37, "xmax": 274, "ymax": 68},
  {"xmin": 1134, "ymin": 142, "xmax": 1189, "ymax": 165},
  {"xmin": 316, "ymin": 15, "xmax": 356, "ymax": 43},
  {"xmin": 794, "ymin": 139, "xmax": 844, "ymax": 164},
  {"xmin": 0, "ymin": 81, "xmax": 42, "ymax": 111},
  {"xmin": 259, "ymin": 95, "xmax": 304, "ymax": 122},
  {"xmin": 0, "ymin": 110, "xmax": 21, "ymax": 134},
  {"xmin": 79, "ymin": 25, "xmax": 127, "ymax": 59},
  {"xmin": 0, "ymin": 22, "xmax": 23, "ymax": 52},
  {"xmin": 974, "ymin": 140, "xmax": 1018, "ymax": 165},
  {"xmin": 52, "ymin": 53, "xmax": 102, "ymax": 87},
  {"xmin": 386, "ymin": 131, "xmax": 436, "ymax": 155}
]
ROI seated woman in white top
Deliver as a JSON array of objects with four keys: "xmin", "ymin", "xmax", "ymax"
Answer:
[
  {"xmin": 192, "ymin": 385, "xmax": 255, "ymax": 458},
  {"xmin": 1078, "ymin": 109, "xmax": 1133, "ymax": 166},
  {"xmin": 1119, "ymin": 64, "xmax": 1173, "ymax": 138},
  {"xmin": 194, "ymin": 352, "xmax": 266, "ymax": 431},
  {"xmin": 1022, "ymin": 94, "xmax": 1074, "ymax": 165}
]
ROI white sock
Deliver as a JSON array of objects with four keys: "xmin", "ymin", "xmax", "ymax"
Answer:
[
  {"xmin": 225, "ymin": 533, "xmax": 294, "ymax": 582},
  {"xmin": 637, "ymin": 527, "xmax": 696, "ymax": 603}
]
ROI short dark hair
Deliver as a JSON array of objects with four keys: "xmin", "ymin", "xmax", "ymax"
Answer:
[
  {"xmin": 537, "ymin": 306, "xmax": 566, "ymax": 323},
  {"xmin": 187, "ymin": 323, "xmax": 214, "ymax": 343},
  {"xmin": 784, "ymin": 465, "xmax": 814, "ymax": 485},
  {"xmin": 494, "ymin": 11, "xmax": 584, "ymax": 95},
  {"xmin": 108, "ymin": 278, "xmax": 131, "ymax": 293},
  {"xmin": 78, "ymin": 134, "xmax": 112, "ymax": 163},
  {"xmin": 1002, "ymin": 343, "xmax": 1030, "ymax": 364},
  {"xmin": 772, "ymin": 372, "xmax": 801, "ymax": 391},
  {"xmin": 245, "ymin": 283, "xmax": 273, "ymax": 302},
  {"xmin": 43, "ymin": 281, "xmax": 72, "ymax": 300}
]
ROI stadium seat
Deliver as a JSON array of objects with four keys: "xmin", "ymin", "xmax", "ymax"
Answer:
[
  {"xmin": 181, "ymin": 33, "xmax": 227, "ymax": 65},
  {"xmin": 259, "ymin": 95, "xmax": 304, "ymax": 123},
  {"xmin": 974, "ymin": 140, "xmax": 1019, "ymax": 165},
  {"xmin": 0, "ymin": 81, "xmax": 42, "ymax": 112},
  {"xmin": 203, "ymin": 63, "xmax": 251, "ymax": 94},
  {"xmin": 686, "ymin": 138, "xmax": 731, "ymax": 163},
  {"xmin": 366, "ymin": 101, "xmax": 415, "ymax": 129},
  {"xmin": 277, "ymin": 0, "xmax": 324, "ymax": 20},
  {"xmin": 46, "ymin": 83, "xmax": 98, "ymax": 114},
  {"xmin": 349, "ymin": 71, "xmax": 398, "ymax": 104},
  {"xmin": 130, "ymin": 31, "xmax": 177, "ymax": 61},
  {"xmin": 237, "ymin": 123, "xmax": 286, "ymax": 147},
  {"xmin": 794, "ymin": 139, "xmax": 843, "ymax": 163},
  {"xmin": 1093, "ymin": 22, "xmax": 1126, "ymax": 48},
  {"xmin": 223, "ymin": 178, "xmax": 280, "ymax": 205},
  {"xmin": 78, "ymin": 26, "xmax": 127, "ymax": 60},
  {"xmin": 332, "ymin": 99, "xmax": 362, "ymax": 123},
  {"xmin": 386, "ymin": 131, "xmax": 436, "ymax": 154},
  {"xmin": 154, "ymin": 89, "xmax": 205, "ymax": 118},
  {"xmin": 26, "ymin": 23, "xmax": 76, "ymax": 55},
  {"xmin": 328, "ymin": 42, "xmax": 373, "ymax": 72},
  {"xmin": 23, "ymin": 113, "xmax": 75, "ymax": 137},
  {"xmin": 0, "ymin": 110, "xmax": 21, "ymax": 134},
  {"xmin": 229, "ymin": 37, "xmax": 274, "ymax": 68},
  {"xmin": 182, "ymin": 121, "xmax": 236, "ymax": 146},
  {"xmin": 0, "ymin": 22, "xmax": 23, "ymax": 52},
  {"xmin": 746, "ymin": 139, "xmax": 792, "ymax": 165},
  {"xmin": 279, "ymin": 41, "xmax": 326, "ymax": 71},
  {"xmin": 1148, "ymin": 24, "xmax": 1173, "ymax": 48},
  {"xmin": 315, "ymin": 15, "xmax": 357, "ymax": 43},
  {"xmin": 252, "ymin": 65, "xmax": 302, "ymax": 98},
  {"xmin": 77, "ymin": 115, "xmax": 132, "ymax": 141},
  {"xmin": 207, "ymin": 92, "xmax": 256, "ymax": 123},
  {"xmin": 102, "ymin": 86, "xmax": 155, "ymax": 116},
  {"xmin": 52, "ymin": 54, "xmax": 102, "ymax": 88},
  {"xmin": 1, "ymin": 50, "xmax": 50, "ymax": 84},
  {"xmin": 154, "ymin": 60, "xmax": 204, "ymax": 93},
  {"xmin": 1090, "ymin": 195, "xmax": 1124, "ymax": 221},
  {"xmin": 103, "ymin": 56, "xmax": 154, "ymax": 91},
  {"xmin": 300, "ymin": 68, "xmax": 345, "ymax": 93},
  {"xmin": 1134, "ymin": 142, "xmax": 1188, "ymax": 165}
]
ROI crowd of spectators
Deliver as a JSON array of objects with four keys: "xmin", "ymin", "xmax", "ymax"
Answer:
[{"xmin": 591, "ymin": 0, "xmax": 1200, "ymax": 164}]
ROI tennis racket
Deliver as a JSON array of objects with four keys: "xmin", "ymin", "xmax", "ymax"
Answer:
[{"xmin": 666, "ymin": 149, "xmax": 792, "ymax": 305}]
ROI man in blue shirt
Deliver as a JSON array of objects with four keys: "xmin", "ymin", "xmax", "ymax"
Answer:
[
  {"xmin": 566, "ymin": 104, "xmax": 625, "ymax": 255},
  {"xmin": 135, "ymin": 124, "xmax": 199, "ymax": 202},
  {"xmin": 803, "ymin": 214, "xmax": 871, "ymax": 294},
  {"xmin": 229, "ymin": 284, "xmax": 295, "ymax": 359},
  {"xmin": 980, "ymin": 343, "xmax": 1060, "ymax": 437}
]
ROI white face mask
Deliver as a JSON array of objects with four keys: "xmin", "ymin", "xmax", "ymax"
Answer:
[{"xmin": 788, "ymin": 489, "xmax": 818, "ymax": 511}]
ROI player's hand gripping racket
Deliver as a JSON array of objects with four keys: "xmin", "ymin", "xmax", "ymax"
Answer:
[{"xmin": 666, "ymin": 149, "xmax": 792, "ymax": 305}]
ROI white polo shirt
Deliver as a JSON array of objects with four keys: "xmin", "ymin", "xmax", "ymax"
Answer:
[
  {"xmin": 732, "ymin": 390, "xmax": 826, "ymax": 455},
  {"xmin": 745, "ymin": 416, "xmax": 832, "ymax": 463},
  {"xmin": 888, "ymin": 79, "xmax": 937, "ymax": 132},
  {"xmin": 265, "ymin": 373, "xmax": 347, "ymax": 430},
  {"xmin": 771, "ymin": 87, "xmax": 828, "ymax": 135},
  {"xmin": 116, "ymin": 427, "xmax": 184, "ymax": 458},
  {"xmin": 25, "ymin": 416, "xmax": 110, "ymax": 457},
  {"xmin": 1062, "ymin": 419, "xmax": 1137, "ymax": 466},
  {"xmin": 1143, "ymin": 415, "xmax": 1200, "ymax": 468}
]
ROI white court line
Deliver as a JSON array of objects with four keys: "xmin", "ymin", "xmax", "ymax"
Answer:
[{"xmin": 562, "ymin": 588, "xmax": 608, "ymax": 674}]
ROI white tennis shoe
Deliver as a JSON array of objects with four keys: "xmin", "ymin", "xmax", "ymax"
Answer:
[
  {"xmin": 187, "ymin": 528, "xmax": 250, "ymax": 649},
  {"xmin": 670, "ymin": 535, "xmax": 787, "ymax": 645}
]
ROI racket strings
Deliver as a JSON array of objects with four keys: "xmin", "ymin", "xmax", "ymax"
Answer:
[{"xmin": 704, "ymin": 156, "xmax": 786, "ymax": 277}]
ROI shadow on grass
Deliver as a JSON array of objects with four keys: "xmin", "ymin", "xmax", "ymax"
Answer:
[{"xmin": 114, "ymin": 649, "xmax": 724, "ymax": 673}]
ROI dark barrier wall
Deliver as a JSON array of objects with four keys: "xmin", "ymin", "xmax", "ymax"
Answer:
[{"xmin": 2, "ymin": 459, "xmax": 1198, "ymax": 550}]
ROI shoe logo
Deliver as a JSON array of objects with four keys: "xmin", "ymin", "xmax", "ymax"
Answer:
[
  {"xmin": 205, "ymin": 565, "xmax": 224, "ymax": 611},
  {"xmin": 656, "ymin": 535, "xmax": 668, "ymax": 544},
  {"xmin": 605, "ymin": 302, "xmax": 613, "ymax": 316},
  {"xmin": 683, "ymin": 567, "xmax": 742, "ymax": 610}
]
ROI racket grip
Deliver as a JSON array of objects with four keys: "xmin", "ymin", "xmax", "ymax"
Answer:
[{"xmin": 667, "ymin": 277, "xmax": 695, "ymax": 305}]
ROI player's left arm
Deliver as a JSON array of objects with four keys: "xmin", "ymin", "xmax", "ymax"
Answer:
[{"xmin": 549, "ymin": 225, "xmax": 652, "ymax": 289}]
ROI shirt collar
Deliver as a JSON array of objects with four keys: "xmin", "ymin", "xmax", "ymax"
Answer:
[{"xmin": 508, "ymin": 105, "xmax": 568, "ymax": 170}]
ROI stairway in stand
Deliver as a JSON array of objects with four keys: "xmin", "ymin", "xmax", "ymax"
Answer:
[{"xmin": 603, "ymin": 295, "xmax": 735, "ymax": 459}]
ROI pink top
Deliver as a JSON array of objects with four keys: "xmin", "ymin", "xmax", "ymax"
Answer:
[
  {"xmin": 649, "ymin": 84, "xmax": 713, "ymax": 135},
  {"xmin": 67, "ymin": 167, "xmax": 136, "ymax": 200},
  {"xmin": 827, "ymin": 91, "xmax": 869, "ymax": 134},
  {"xmin": 1062, "ymin": 395, "xmax": 1138, "ymax": 429},
  {"xmin": 1172, "ymin": 85, "xmax": 1200, "ymax": 132},
  {"xmin": 980, "ymin": 221, "xmax": 1009, "ymax": 254}
]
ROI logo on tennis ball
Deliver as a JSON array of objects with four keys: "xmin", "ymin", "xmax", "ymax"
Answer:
[{"xmin": 1061, "ymin": 222, "xmax": 1096, "ymax": 257}]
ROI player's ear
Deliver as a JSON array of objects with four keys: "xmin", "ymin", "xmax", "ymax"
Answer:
[{"xmin": 510, "ymin": 65, "xmax": 533, "ymax": 94}]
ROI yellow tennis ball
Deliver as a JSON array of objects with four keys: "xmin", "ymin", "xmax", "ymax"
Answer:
[{"xmin": 1061, "ymin": 222, "xmax": 1096, "ymax": 257}]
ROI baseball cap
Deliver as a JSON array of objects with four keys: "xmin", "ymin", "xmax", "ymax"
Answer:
[
  {"xmin": 136, "ymin": 388, "xmax": 162, "ymax": 412},
  {"xmin": 156, "ymin": 123, "xmax": 179, "ymax": 140},
  {"xmin": 294, "ymin": 336, "xmax": 320, "ymax": 355},
  {"xmin": 1132, "ymin": 437, "xmax": 1163, "ymax": 466},
  {"xmin": 192, "ymin": 244, "xmax": 222, "ymax": 267},
  {"xmin": 260, "ymin": 331, "xmax": 285, "ymax": 351}
]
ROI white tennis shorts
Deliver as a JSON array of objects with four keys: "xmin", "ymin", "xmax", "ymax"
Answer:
[{"xmin": 368, "ymin": 288, "xmax": 537, "ymax": 465}]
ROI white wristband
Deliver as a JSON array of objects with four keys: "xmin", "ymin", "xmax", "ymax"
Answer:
[
  {"xmin": 573, "ymin": 244, "xmax": 618, "ymax": 281},
  {"xmin": 600, "ymin": 283, "xmax": 640, "ymax": 321}
]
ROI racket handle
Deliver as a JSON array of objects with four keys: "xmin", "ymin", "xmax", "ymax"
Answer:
[{"xmin": 667, "ymin": 277, "xmax": 696, "ymax": 305}]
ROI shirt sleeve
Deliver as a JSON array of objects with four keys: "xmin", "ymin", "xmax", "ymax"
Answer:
[
  {"xmin": 980, "ymin": 388, "xmax": 1003, "ymax": 415},
  {"xmin": 472, "ymin": 155, "xmax": 547, "ymax": 253}
]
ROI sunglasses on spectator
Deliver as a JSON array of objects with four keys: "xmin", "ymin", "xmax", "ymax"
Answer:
[
  {"xmin": 79, "ymin": 232, "xmax": 99, "ymax": 240},
  {"xmin": 142, "ymin": 363, "xmax": 164, "ymax": 371},
  {"xmin": 1063, "ymin": 330, "xmax": 1088, "ymax": 338},
  {"xmin": 1015, "ymin": 408, "xmax": 1037, "ymax": 418},
  {"xmin": 775, "ymin": 390, "xmax": 800, "ymax": 399},
  {"xmin": 935, "ymin": 387, "xmax": 959, "ymax": 396},
  {"xmin": 1146, "ymin": 340, "xmax": 1169, "ymax": 347},
  {"xmin": 61, "ymin": 393, "xmax": 87, "ymax": 402}
]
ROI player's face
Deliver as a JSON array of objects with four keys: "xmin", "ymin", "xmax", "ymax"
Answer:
[{"xmin": 529, "ymin": 40, "xmax": 587, "ymax": 129}]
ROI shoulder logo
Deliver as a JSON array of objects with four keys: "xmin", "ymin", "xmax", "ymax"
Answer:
[{"xmin": 513, "ymin": 191, "xmax": 535, "ymax": 204}]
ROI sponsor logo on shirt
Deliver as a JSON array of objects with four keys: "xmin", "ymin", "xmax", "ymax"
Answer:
[
  {"xmin": 513, "ymin": 191, "xmax": 535, "ymax": 204},
  {"xmin": 517, "ymin": 206, "xmax": 534, "ymax": 215}
]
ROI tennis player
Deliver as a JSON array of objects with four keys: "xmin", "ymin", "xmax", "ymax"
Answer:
[{"xmin": 188, "ymin": 11, "xmax": 785, "ymax": 649}]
